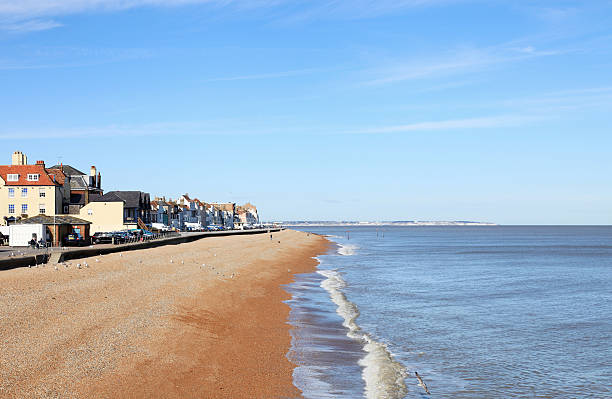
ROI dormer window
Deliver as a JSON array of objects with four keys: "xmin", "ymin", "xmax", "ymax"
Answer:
[
  {"xmin": 27, "ymin": 174, "xmax": 39, "ymax": 181},
  {"xmin": 7, "ymin": 174, "xmax": 18, "ymax": 182}
]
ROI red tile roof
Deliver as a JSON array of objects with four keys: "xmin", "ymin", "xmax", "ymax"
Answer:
[
  {"xmin": 46, "ymin": 168, "xmax": 66, "ymax": 185},
  {"xmin": 0, "ymin": 164, "xmax": 59, "ymax": 186}
]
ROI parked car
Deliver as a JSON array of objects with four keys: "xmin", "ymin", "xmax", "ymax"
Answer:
[
  {"xmin": 92, "ymin": 232, "xmax": 114, "ymax": 244},
  {"xmin": 64, "ymin": 232, "xmax": 85, "ymax": 246}
]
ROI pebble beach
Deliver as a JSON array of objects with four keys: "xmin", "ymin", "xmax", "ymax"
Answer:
[{"xmin": 0, "ymin": 229, "xmax": 328, "ymax": 398}]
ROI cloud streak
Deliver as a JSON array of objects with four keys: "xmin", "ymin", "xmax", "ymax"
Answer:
[
  {"xmin": 0, "ymin": 18, "xmax": 62, "ymax": 32},
  {"xmin": 0, "ymin": 0, "xmax": 454, "ymax": 32},
  {"xmin": 0, "ymin": 114, "xmax": 540, "ymax": 140},
  {"xmin": 349, "ymin": 115, "xmax": 541, "ymax": 134},
  {"xmin": 202, "ymin": 68, "xmax": 325, "ymax": 82},
  {"xmin": 363, "ymin": 44, "xmax": 567, "ymax": 86}
]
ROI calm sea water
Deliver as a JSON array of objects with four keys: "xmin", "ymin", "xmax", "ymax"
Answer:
[{"xmin": 285, "ymin": 226, "xmax": 612, "ymax": 398}]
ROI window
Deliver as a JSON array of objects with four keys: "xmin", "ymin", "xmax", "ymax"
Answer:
[
  {"xmin": 21, "ymin": 188, "xmax": 27, "ymax": 197},
  {"xmin": 39, "ymin": 188, "xmax": 45, "ymax": 198},
  {"xmin": 39, "ymin": 204, "xmax": 46, "ymax": 214},
  {"xmin": 8, "ymin": 204, "xmax": 15, "ymax": 214},
  {"xmin": 63, "ymin": 205, "xmax": 69, "ymax": 213},
  {"xmin": 21, "ymin": 204, "xmax": 28, "ymax": 214},
  {"xmin": 88, "ymin": 209, "xmax": 93, "ymax": 215},
  {"xmin": 27, "ymin": 174, "xmax": 39, "ymax": 181},
  {"xmin": 8, "ymin": 188, "xmax": 14, "ymax": 198},
  {"xmin": 7, "ymin": 174, "xmax": 18, "ymax": 182}
]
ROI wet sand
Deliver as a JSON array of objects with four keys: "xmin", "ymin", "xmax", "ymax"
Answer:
[{"xmin": 0, "ymin": 229, "xmax": 329, "ymax": 398}]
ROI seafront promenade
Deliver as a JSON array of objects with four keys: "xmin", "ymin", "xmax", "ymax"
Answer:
[{"xmin": 0, "ymin": 228, "xmax": 281, "ymax": 270}]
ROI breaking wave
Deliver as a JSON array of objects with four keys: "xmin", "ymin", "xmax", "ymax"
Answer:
[
  {"xmin": 318, "ymin": 269, "xmax": 408, "ymax": 399},
  {"xmin": 337, "ymin": 243, "xmax": 359, "ymax": 256}
]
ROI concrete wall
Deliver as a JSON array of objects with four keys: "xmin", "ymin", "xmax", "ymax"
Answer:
[{"xmin": 79, "ymin": 201, "xmax": 125, "ymax": 234}]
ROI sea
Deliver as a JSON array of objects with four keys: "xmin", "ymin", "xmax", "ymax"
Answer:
[{"xmin": 285, "ymin": 226, "xmax": 612, "ymax": 398}]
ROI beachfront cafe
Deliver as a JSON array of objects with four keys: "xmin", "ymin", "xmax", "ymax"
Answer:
[{"xmin": 15, "ymin": 215, "xmax": 92, "ymax": 247}]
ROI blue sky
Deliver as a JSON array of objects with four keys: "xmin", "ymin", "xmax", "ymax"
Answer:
[{"xmin": 1, "ymin": 0, "xmax": 611, "ymax": 224}]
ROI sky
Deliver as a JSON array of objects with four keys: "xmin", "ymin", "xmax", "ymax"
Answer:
[{"xmin": 1, "ymin": 0, "xmax": 611, "ymax": 224}]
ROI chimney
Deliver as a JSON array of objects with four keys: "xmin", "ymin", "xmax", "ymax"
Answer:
[
  {"xmin": 97, "ymin": 172, "xmax": 101, "ymax": 189},
  {"xmin": 89, "ymin": 166, "xmax": 97, "ymax": 187},
  {"xmin": 36, "ymin": 160, "xmax": 45, "ymax": 167},
  {"xmin": 11, "ymin": 151, "xmax": 27, "ymax": 166}
]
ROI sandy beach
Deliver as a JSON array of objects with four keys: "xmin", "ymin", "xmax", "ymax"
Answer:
[{"xmin": 0, "ymin": 229, "xmax": 329, "ymax": 398}]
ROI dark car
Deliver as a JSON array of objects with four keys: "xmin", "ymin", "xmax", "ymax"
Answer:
[
  {"xmin": 92, "ymin": 232, "xmax": 114, "ymax": 244},
  {"xmin": 110, "ymin": 232, "xmax": 128, "ymax": 244},
  {"xmin": 64, "ymin": 233, "xmax": 85, "ymax": 246}
]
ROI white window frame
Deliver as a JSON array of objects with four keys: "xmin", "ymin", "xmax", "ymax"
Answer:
[
  {"xmin": 21, "ymin": 188, "xmax": 28, "ymax": 197},
  {"xmin": 27, "ymin": 174, "xmax": 39, "ymax": 181},
  {"xmin": 8, "ymin": 204, "xmax": 15, "ymax": 214},
  {"xmin": 21, "ymin": 204, "xmax": 28, "ymax": 214},
  {"xmin": 7, "ymin": 174, "xmax": 18, "ymax": 182},
  {"xmin": 39, "ymin": 188, "xmax": 46, "ymax": 198},
  {"xmin": 8, "ymin": 188, "xmax": 14, "ymax": 198}
]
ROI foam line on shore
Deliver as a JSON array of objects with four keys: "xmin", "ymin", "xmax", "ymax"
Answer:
[
  {"xmin": 337, "ymin": 243, "xmax": 359, "ymax": 256},
  {"xmin": 318, "ymin": 268, "xmax": 408, "ymax": 399}
]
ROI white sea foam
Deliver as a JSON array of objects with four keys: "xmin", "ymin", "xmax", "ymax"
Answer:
[
  {"xmin": 337, "ymin": 243, "xmax": 359, "ymax": 256},
  {"xmin": 318, "ymin": 269, "xmax": 408, "ymax": 399}
]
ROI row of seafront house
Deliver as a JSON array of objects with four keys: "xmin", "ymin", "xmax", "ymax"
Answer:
[{"xmin": 0, "ymin": 151, "xmax": 260, "ymax": 247}]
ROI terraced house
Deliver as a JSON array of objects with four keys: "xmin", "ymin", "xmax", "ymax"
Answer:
[{"xmin": 0, "ymin": 151, "xmax": 68, "ymax": 225}]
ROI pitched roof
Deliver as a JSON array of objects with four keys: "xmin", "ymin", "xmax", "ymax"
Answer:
[
  {"xmin": 0, "ymin": 164, "xmax": 59, "ymax": 186},
  {"xmin": 46, "ymin": 168, "xmax": 67, "ymax": 185},
  {"xmin": 17, "ymin": 214, "xmax": 91, "ymax": 225},
  {"xmin": 93, "ymin": 191, "xmax": 150, "ymax": 208},
  {"xmin": 69, "ymin": 175, "xmax": 89, "ymax": 190},
  {"xmin": 49, "ymin": 164, "xmax": 86, "ymax": 176}
]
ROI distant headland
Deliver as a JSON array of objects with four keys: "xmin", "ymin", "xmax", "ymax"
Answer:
[{"xmin": 281, "ymin": 221, "xmax": 498, "ymax": 227}]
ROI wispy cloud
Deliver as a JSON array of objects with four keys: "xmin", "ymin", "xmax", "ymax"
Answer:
[
  {"xmin": 363, "ymin": 44, "xmax": 567, "ymax": 86},
  {"xmin": 349, "ymin": 115, "xmax": 541, "ymax": 134},
  {"xmin": 0, "ymin": 0, "xmax": 224, "ymax": 32},
  {"xmin": 0, "ymin": 46, "xmax": 154, "ymax": 70},
  {"xmin": 0, "ymin": 0, "xmax": 455, "ymax": 32},
  {"xmin": 0, "ymin": 18, "xmax": 62, "ymax": 33},
  {"xmin": 202, "ymin": 67, "xmax": 325, "ymax": 82},
  {"xmin": 0, "ymin": 113, "xmax": 541, "ymax": 140}
]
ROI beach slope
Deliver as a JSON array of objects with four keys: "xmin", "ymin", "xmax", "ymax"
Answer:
[{"xmin": 0, "ymin": 229, "xmax": 328, "ymax": 398}]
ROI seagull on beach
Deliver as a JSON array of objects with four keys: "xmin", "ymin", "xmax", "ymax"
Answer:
[
  {"xmin": 415, "ymin": 372, "xmax": 430, "ymax": 395},
  {"xmin": 54, "ymin": 266, "xmax": 58, "ymax": 271},
  {"xmin": 170, "ymin": 259, "xmax": 174, "ymax": 263}
]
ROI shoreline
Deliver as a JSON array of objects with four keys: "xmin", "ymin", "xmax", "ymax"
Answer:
[{"xmin": 0, "ymin": 229, "xmax": 329, "ymax": 398}]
